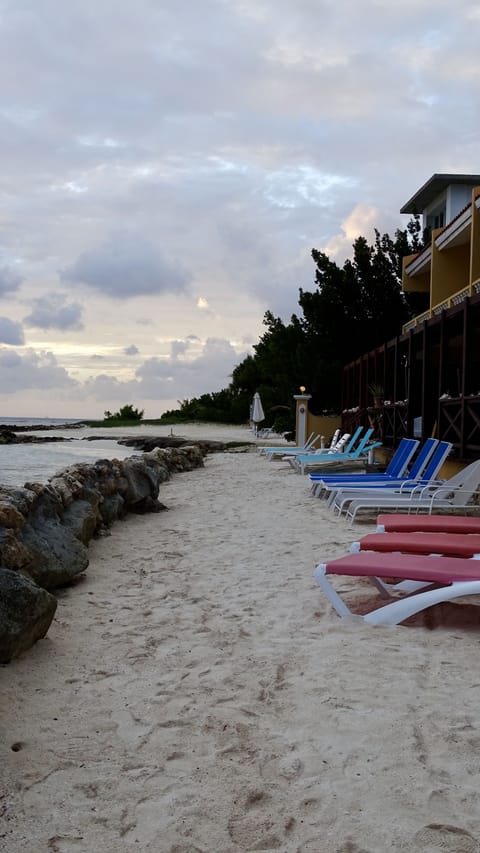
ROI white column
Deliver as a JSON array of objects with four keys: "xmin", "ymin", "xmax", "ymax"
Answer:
[{"xmin": 293, "ymin": 394, "xmax": 312, "ymax": 447}]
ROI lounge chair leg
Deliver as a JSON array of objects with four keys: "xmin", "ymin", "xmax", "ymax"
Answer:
[
  {"xmin": 363, "ymin": 580, "xmax": 480, "ymax": 625},
  {"xmin": 313, "ymin": 564, "xmax": 354, "ymax": 618}
]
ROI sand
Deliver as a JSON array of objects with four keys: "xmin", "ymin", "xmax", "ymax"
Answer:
[{"xmin": 2, "ymin": 428, "xmax": 480, "ymax": 852}]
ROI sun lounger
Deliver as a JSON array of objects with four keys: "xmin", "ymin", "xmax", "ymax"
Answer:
[
  {"xmin": 341, "ymin": 459, "xmax": 480, "ymax": 523},
  {"xmin": 260, "ymin": 432, "xmax": 319, "ymax": 459},
  {"xmin": 350, "ymin": 531, "xmax": 480, "ymax": 558},
  {"xmin": 311, "ymin": 438, "xmax": 443, "ymax": 500},
  {"xmin": 314, "ymin": 550, "xmax": 480, "ymax": 625},
  {"xmin": 282, "ymin": 429, "xmax": 358, "ymax": 468},
  {"xmin": 290, "ymin": 429, "xmax": 382, "ymax": 474},
  {"xmin": 268, "ymin": 432, "xmax": 347, "ymax": 461},
  {"xmin": 376, "ymin": 514, "xmax": 480, "ymax": 535},
  {"xmin": 309, "ymin": 437, "xmax": 420, "ymax": 496},
  {"xmin": 327, "ymin": 441, "xmax": 453, "ymax": 513}
]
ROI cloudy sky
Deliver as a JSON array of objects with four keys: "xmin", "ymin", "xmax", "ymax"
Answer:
[{"xmin": 0, "ymin": 0, "xmax": 478, "ymax": 418}]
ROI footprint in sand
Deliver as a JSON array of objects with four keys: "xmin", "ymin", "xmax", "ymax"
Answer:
[
  {"xmin": 414, "ymin": 823, "xmax": 479, "ymax": 852},
  {"xmin": 227, "ymin": 788, "xmax": 296, "ymax": 850}
]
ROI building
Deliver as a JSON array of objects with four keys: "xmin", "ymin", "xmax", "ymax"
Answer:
[{"xmin": 341, "ymin": 174, "xmax": 480, "ymax": 460}]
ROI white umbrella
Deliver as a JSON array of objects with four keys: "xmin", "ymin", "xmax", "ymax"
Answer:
[{"xmin": 251, "ymin": 392, "xmax": 265, "ymax": 434}]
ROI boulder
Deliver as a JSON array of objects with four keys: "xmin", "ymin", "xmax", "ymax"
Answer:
[
  {"xmin": 0, "ymin": 528, "xmax": 32, "ymax": 572},
  {"xmin": 0, "ymin": 445, "xmax": 207, "ymax": 656},
  {"xmin": 99, "ymin": 493, "xmax": 126, "ymax": 526},
  {"xmin": 61, "ymin": 499, "xmax": 99, "ymax": 545},
  {"xmin": 19, "ymin": 519, "xmax": 90, "ymax": 589},
  {"xmin": 0, "ymin": 568, "xmax": 57, "ymax": 663},
  {"xmin": 150, "ymin": 445, "xmax": 205, "ymax": 473},
  {"xmin": 122, "ymin": 457, "xmax": 168, "ymax": 510}
]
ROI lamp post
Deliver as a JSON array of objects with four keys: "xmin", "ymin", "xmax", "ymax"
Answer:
[{"xmin": 293, "ymin": 386, "xmax": 311, "ymax": 447}]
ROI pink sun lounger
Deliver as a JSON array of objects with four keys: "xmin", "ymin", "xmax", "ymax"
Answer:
[
  {"xmin": 314, "ymin": 550, "xmax": 480, "ymax": 625},
  {"xmin": 376, "ymin": 514, "xmax": 480, "ymax": 535},
  {"xmin": 351, "ymin": 531, "xmax": 480, "ymax": 559}
]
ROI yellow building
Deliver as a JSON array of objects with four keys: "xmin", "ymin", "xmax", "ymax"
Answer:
[
  {"xmin": 401, "ymin": 173, "xmax": 480, "ymax": 331},
  {"xmin": 341, "ymin": 173, "xmax": 480, "ymax": 460}
]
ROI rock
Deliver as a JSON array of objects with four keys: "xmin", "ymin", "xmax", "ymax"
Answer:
[
  {"xmin": 149, "ymin": 445, "xmax": 205, "ymax": 473},
  {"xmin": 0, "ymin": 568, "xmax": 57, "ymax": 663},
  {"xmin": 118, "ymin": 436, "xmax": 229, "ymax": 454},
  {"xmin": 0, "ymin": 430, "xmax": 69, "ymax": 444},
  {"xmin": 0, "ymin": 445, "xmax": 207, "ymax": 656},
  {"xmin": 117, "ymin": 435, "xmax": 193, "ymax": 450},
  {"xmin": 0, "ymin": 430, "xmax": 17, "ymax": 444},
  {"xmin": 99, "ymin": 493, "xmax": 125, "ymax": 526},
  {"xmin": 0, "ymin": 529, "xmax": 32, "ymax": 572},
  {"xmin": 122, "ymin": 458, "xmax": 163, "ymax": 507},
  {"xmin": 61, "ymin": 499, "xmax": 99, "ymax": 545},
  {"xmin": 0, "ymin": 486, "xmax": 37, "ymax": 517},
  {"xmin": 0, "ymin": 501, "xmax": 25, "ymax": 530},
  {"xmin": 19, "ymin": 518, "xmax": 90, "ymax": 589}
]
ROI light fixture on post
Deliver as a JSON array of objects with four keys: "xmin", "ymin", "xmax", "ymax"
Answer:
[{"xmin": 294, "ymin": 386, "xmax": 311, "ymax": 447}]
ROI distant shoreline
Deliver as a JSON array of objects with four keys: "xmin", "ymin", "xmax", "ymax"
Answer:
[{"xmin": 0, "ymin": 422, "xmax": 86, "ymax": 432}]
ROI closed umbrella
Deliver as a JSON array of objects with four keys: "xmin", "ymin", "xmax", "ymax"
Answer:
[{"xmin": 251, "ymin": 392, "xmax": 265, "ymax": 434}]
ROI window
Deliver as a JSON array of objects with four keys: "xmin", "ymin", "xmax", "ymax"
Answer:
[{"xmin": 426, "ymin": 203, "xmax": 446, "ymax": 232}]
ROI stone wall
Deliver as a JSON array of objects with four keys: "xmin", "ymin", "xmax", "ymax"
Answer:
[{"xmin": 0, "ymin": 445, "xmax": 205, "ymax": 663}]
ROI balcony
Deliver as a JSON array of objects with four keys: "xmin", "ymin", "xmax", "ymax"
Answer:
[{"xmin": 402, "ymin": 284, "xmax": 475, "ymax": 333}]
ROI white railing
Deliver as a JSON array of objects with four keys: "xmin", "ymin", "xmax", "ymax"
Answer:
[
  {"xmin": 402, "ymin": 311, "xmax": 430, "ymax": 333},
  {"xmin": 452, "ymin": 287, "xmax": 470, "ymax": 305},
  {"xmin": 433, "ymin": 300, "xmax": 450, "ymax": 315},
  {"xmin": 402, "ymin": 284, "xmax": 473, "ymax": 333}
]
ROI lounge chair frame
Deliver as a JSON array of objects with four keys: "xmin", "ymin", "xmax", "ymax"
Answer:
[{"xmin": 314, "ymin": 551, "xmax": 480, "ymax": 626}]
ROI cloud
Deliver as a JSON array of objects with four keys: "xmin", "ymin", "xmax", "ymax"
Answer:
[
  {"xmin": 0, "ymin": 0, "xmax": 477, "ymax": 418},
  {"xmin": 170, "ymin": 339, "xmax": 190, "ymax": 358},
  {"xmin": 60, "ymin": 231, "xmax": 191, "ymax": 298},
  {"xmin": 82, "ymin": 337, "xmax": 247, "ymax": 403},
  {"xmin": 0, "ymin": 347, "xmax": 77, "ymax": 392},
  {"xmin": 321, "ymin": 204, "xmax": 383, "ymax": 263},
  {"xmin": 124, "ymin": 344, "xmax": 139, "ymax": 356},
  {"xmin": 0, "ymin": 265, "xmax": 23, "ymax": 297},
  {"xmin": 136, "ymin": 337, "xmax": 247, "ymax": 398},
  {"xmin": 23, "ymin": 293, "xmax": 84, "ymax": 330},
  {"xmin": 0, "ymin": 317, "xmax": 24, "ymax": 345}
]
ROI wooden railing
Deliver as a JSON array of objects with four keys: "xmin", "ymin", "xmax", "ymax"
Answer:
[{"xmin": 439, "ymin": 396, "xmax": 480, "ymax": 458}]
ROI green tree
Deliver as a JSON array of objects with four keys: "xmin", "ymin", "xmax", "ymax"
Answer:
[
  {"xmin": 105, "ymin": 404, "xmax": 144, "ymax": 422},
  {"xmin": 161, "ymin": 216, "xmax": 425, "ymax": 425}
]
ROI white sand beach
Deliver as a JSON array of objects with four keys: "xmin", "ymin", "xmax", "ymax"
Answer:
[{"xmin": 2, "ymin": 428, "xmax": 480, "ymax": 852}]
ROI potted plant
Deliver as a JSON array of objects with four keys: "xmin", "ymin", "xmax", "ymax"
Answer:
[{"xmin": 368, "ymin": 382, "xmax": 384, "ymax": 409}]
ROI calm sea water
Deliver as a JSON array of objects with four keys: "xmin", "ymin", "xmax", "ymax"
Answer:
[
  {"xmin": 0, "ymin": 417, "xmax": 85, "ymax": 428},
  {"xmin": 0, "ymin": 418, "xmax": 141, "ymax": 487},
  {"xmin": 0, "ymin": 417, "xmax": 255, "ymax": 488}
]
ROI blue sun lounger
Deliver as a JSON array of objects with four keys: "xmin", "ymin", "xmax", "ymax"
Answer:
[
  {"xmin": 290, "ymin": 428, "xmax": 382, "ymax": 474},
  {"xmin": 309, "ymin": 436, "xmax": 420, "ymax": 496},
  {"xmin": 329, "ymin": 440, "xmax": 453, "ymax": 515}
]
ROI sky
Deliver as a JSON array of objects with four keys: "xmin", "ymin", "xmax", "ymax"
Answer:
[{"xmin": 0, "ymin": 0, "xmax": 479, "ymax": 419}]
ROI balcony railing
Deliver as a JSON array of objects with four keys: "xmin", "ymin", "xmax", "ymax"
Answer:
[
  {"xmin": 403, "ymin": 311, "xmax": 430, "ymax": 333},
  {"xmin": 402, "ymin": 285, "xmax": 473, "ymax": 333}
]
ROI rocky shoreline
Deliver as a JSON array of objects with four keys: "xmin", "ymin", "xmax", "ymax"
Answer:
[
  {"xmin": 0, "ymin": 430, "xmax": 70, "ymax": 444},
  {"xmin": 0, "ymin": 441, "xmax": 221, "ymax": 663},
  {"xmin": 0, "ymin": 428, "xmax": 235, "ymax": 451},
  {"xmin": 0, "ymin": 422, "xmax": 84, "ymax": 433}
]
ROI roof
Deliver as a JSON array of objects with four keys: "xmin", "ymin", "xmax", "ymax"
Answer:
[{"xmin": 400, "ymin": 173, "xmax": 480, "ymax": 214}]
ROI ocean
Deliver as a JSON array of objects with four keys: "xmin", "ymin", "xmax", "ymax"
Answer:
[
  {"xmin": 0, "ymin": 417, "xmax": 86, "ymax": 428},
  {"xmin": 0, "ymin": 418, "xmax": 141, "ymax": 487},
  {"xmin": 0, "ymin": 419, "xmax": 255, "ymax": 488}
]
